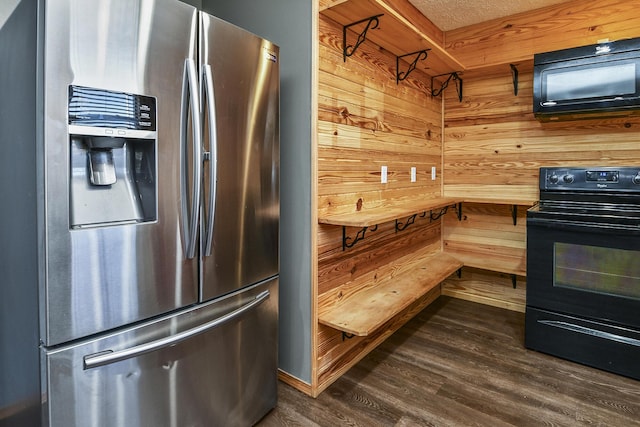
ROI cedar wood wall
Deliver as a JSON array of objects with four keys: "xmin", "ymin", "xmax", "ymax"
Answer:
[
  {"xmin": 315, "ymin": 0, "xmax": 640, "ymax": 395},
  {"xmin": 441, "ymin": 0, "xmax": 640, "ymax": 306},
  {"xmin": 316, "ymin": 11, "xmax": 444, "ymax": 393}
]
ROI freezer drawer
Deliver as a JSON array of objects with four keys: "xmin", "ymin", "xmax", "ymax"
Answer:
[{"xmin": 43, "ymin": 278, "xmax": 278, "ymax": 427}]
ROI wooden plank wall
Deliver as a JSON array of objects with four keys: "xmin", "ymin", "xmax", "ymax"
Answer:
[
  {"xmin": 318, "ymin": 16, "xmax": 443, "ymax": 217},
  {"xmin": 316, "ymin": 13, "xmax": 444, "ymax": 394},
  {"xmin": 443, "ymin": 202, "xmax": 527, "ymax": 276},
  {"xmin": 441, "ymin": 0, "xmax": 640, "ymax": 306},
  {"xmin": 445, "ymin": 0, "xmax": 640, "ymax": 70}
]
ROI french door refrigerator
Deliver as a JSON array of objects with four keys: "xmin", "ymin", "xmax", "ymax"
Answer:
[{"xmin": 1, "ymin": 0, "xmax": 279, "ymax": 426}]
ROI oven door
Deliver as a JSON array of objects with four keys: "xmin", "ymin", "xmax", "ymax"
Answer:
[
  {"xmin": 526, "ymin": 216, "xmax": 640, "ymax": 379},
  {"xmin": 527, "ymin": 216, "xmax": 640, "ymax": 328}
]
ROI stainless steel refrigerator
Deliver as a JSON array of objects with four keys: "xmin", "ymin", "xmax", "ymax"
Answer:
[{"xmin": 0, "ymin": 0, "xmax": 279, "ymax": 426}]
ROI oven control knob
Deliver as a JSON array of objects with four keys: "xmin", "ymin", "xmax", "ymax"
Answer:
[
  {"xmin": 549, "ymin": 174, "xmax": 559, "ymax": 184},
  {"xmin": 633, "ymin": 174, "xmax": 640, "ymax": 185},
  {"xmin": 562, "ymin": 174, "xmax": 574, "ymax": 184}
]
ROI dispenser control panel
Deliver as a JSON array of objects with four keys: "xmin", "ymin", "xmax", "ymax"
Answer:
[{"xmin": 68, "ymin": 85, "xmax": 156, "ymax": 131}]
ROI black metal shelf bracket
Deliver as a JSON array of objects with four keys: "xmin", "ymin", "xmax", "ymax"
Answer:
[
  {"xmin": 456, "ymin": 202, "xmax": 463, "ymax": 221},
  {"xmin": 342, "ymin": 224, "xmax": 378, "ymax": 250},
  {"xmin": 510, "ymin": 64, "xmax": 519, "ymax": 96},
  {"xmin": 343, "ymin": 14, "xmax": 383, "ymax": 62},
  {"xmin": 431, "ymin": 72, "xmax": 463, "ymax": 102},
  {"xmin": 511, "ymin": 274, "xmax": 517, "ymax": 289},
  {"xmin": 395, "ymin": 204, "xmax": 455, "ymax": 232},
  {"xmin": 396, "ymin": 49, "xmax": 430, "ymax": 84},
  {"xmin": 342, "ymin": 332, "xmax": 355, "ymax": 341},
  {"xmin": 430, "ymin": 206, "xmax": 450, "ymax": 221},
  {"xmin": 395, "ymin": 214, "xmax": 420, "ymax": 232},
  {"xmin": 511, "ymin": 205, "xmax": 518, "ymax": 226}
]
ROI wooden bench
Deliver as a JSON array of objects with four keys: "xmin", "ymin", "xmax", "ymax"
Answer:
[{"xmin": 318, "ymin": 251, "xmax": 463, "ymax": 336}]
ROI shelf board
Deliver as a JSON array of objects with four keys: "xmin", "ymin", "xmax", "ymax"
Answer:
[
  {"xmin": 444, "ymin": 251, "xmax": 526, "ymax": 277},
  {"xmin": 318, "ymin": 197, "xmax": 460, "ymax": 227},
  {"xmin": 320, "ymin": 0, "xmax": 465, "ymax": 76},
  {"xmin": 319, "ymin": 252, "xmax": 463, "ymax": 336},
  {"xmin": 462, "ymin": 198, "xmax": 537, "ymax": 206},
  {"xmin": 441, "ymin": 267, "xmax": 526, "ymax": 313}
]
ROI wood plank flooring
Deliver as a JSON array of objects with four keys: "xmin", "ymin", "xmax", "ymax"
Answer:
[{"xmin": 258, "ymin": 297, "xmax": 640, "ymax": 426}]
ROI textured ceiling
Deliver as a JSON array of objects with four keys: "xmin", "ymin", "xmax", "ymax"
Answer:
[{"xmin": 408, "ymin": 0, "xmax": 572, "ymax": 31}]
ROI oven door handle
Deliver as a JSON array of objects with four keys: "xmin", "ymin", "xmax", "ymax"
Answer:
[{"xmin": 527, "ymin": 217, "xmax": 640, "ymax": 236}]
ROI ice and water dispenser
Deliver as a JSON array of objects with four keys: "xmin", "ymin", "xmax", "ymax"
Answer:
[{"xmin": 68, "ymin": 86, "xmax": 157, "ymax": 228}]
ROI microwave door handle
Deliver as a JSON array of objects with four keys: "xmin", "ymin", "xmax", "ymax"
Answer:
[
  {"xmin": 83, "ymin": 290, "xmax": 270, "ymax": 370},
  {"xmin": 542, "ymin": 97, "xmax": 625, "ymax": 107},
  {"xmin": 180, "ymin": 58, "xmax": 203, "ymax": 259},
  {"xmin": 202, "ymin": 64, "xmax": 217, "ymax": 257}
]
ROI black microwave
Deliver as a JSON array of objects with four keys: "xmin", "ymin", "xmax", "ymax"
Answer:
[{"xmin": 533, "ymin": 37, "xmax": 640, "ymax": 121}]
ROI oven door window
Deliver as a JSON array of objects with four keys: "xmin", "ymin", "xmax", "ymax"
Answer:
[{"xmin": 554, "ymin": 242, "xmax": 640, "ymax": 300}]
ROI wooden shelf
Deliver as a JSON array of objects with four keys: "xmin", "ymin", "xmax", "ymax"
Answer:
[
  {"xmin": 320, "ymin": 0, "xmax": 465, "ymax": 76},
  {"xmin": 318, "ymin": 252, "xmax": 463, "ymax": 336},
  {"xmin": 462, "ymin": 198, "xmax": 537, "ymax": 207},
  {"xmin": 318, "ymin": 197, "xmax": 460, "ymax": 227},
  {"xmin": 444, "ymin": 251, "xmax": 526, "ymax": 277},
  {"xmin": 441, "ymin": 266, "xmax": 526, "ymax": 313}
]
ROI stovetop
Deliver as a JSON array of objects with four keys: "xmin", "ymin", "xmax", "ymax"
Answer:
[{"xmin": 531, "ymin": 199, "xmax": 640, "ymax": 223}]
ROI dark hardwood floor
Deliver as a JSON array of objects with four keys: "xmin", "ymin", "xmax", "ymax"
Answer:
[{"xmin": 258, "ymin": 296, "xmax": 640, "ymax": 426}]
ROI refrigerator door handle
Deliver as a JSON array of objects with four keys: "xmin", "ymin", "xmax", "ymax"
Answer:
[
  {"xmin": 180, "ymin": 58, "xmax": 203, "ymax": 259},
  {"xmin": 203, "ymin": 64, "xmax": 218, "ymax": 257},
  {"xmin": 83, "ymin": 290, "xmax": 270, "ymax": 370}
]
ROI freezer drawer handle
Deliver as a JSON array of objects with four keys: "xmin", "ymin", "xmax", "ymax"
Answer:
[{"xmin": 83, "ymin": 290, "xmax": 270, "ymax": 370}]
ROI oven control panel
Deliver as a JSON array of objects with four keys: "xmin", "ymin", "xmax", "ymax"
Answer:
[{"xmin": 540, "ymin": 167, "xmax": 640, "ymax": 191}]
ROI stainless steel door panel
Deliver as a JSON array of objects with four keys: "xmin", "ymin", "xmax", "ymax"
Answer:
[
  {"xmin": 44, "ymin": 278, "xmax": 278, "ymax": 427},
  {"xmin": 42, "ymin": 0, "xmax": 199, "ymax": 345},
  {"xmin": 200, "ymin": 14, "xmax": 280, "ymax": 301}
]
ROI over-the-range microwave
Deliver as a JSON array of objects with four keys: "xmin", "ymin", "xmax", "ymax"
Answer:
[{"xmin": 533, "ymin": 37, "xmax": 640, "ymax": 121}]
